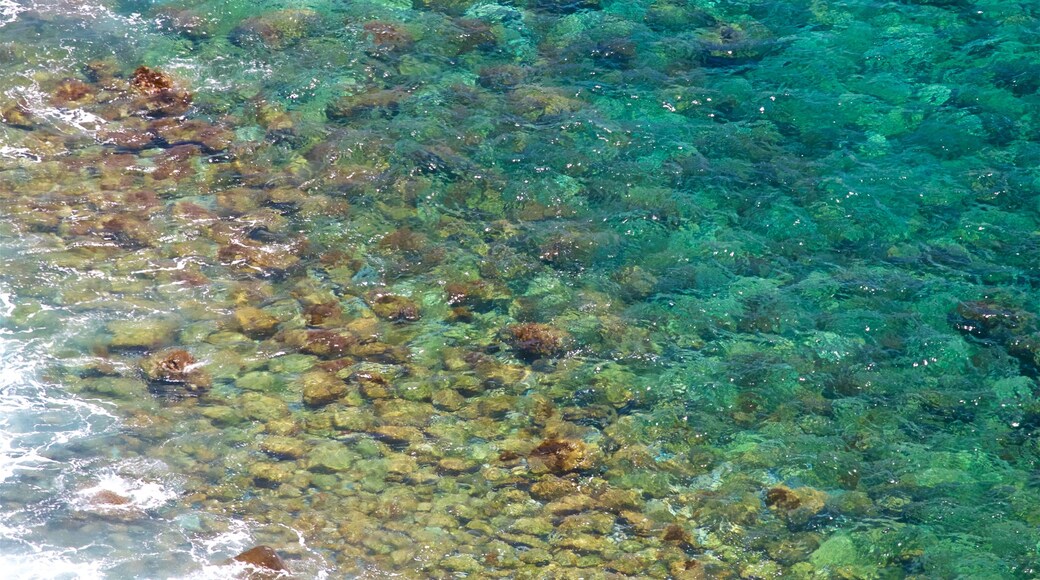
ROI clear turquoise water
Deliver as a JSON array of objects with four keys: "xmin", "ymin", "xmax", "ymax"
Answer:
[{"xmin": 1, "ymin": 0, "xmax": 1039, "ymax": 577}]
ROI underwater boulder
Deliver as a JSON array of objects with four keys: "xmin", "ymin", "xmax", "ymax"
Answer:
[
  {"xmin": 529, "ymin": 437, "xmax": 599, "ymax": 474},
  {"xmin": 140, "ymin": 348, "xmax": 211, "ymax": 392},
  {"xmin": 232, "ymin": 306, "xmax": 281, "ymax": 339},
  {"xmin": 506, "ymin": 323, "xmax": 570, "ymax": 360},
  {"xmin": 299, "ymin": 369, "xmax": 348, "ymax": 407},
  {"xmin": 229, "ymin": 9, "xmax": 320, "ymax": 50},
  {"xmin": 366, "ymin": 291, "xmax": 421, "ymax": 322},
  {"xmin": 129, "ymin": 66, "xmax": 192, "ymax": 117},
  {"xmin": 530, "ymin": 0, "xmax": 600, "ymax": 14},
  {"xmin": 231, "ymin": 545, "xmax": 289, "ymax": 575}
]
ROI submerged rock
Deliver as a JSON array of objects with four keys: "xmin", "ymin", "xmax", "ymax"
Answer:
[
  {"xmin": 233, "ymin": 306, "xmax": 281, "ymax": 339},
  {"xmin": 506, "ymin": 323, "xmax": 570, "ymax": 360},
  {"xmin": 140, "ymin": 348, "xmax": 211, "ymax": 392},
  {"xmin": 299, "ymin": 369, "xmax": 348, "ymax": 407},
  {"xmin": 232, "ymin": 545, "xmax": 289, "ymax": 575},
  {"xmin": 229, "ymin": 9, "xmax": 320, "ymax": 50},
  {"xmin": 129, "ymin": 66, "xmax": 192, "ymax": 117},
  {"xmin": 529, "ymin": 437, "xmax": 598, "ymax": 474},
  {"xmin": 367, "ymin": 292, "xmax": 421, "ymax": 322},
  {"xmin": 108, "ymin": 319, "xmax": 178, "ymax": 350}
]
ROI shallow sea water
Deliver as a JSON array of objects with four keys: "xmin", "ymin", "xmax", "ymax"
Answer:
[{"xmin": 1, "ymin": 0, "xmax": 1040, "ymax": 577}]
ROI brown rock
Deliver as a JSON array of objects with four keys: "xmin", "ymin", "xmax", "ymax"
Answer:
[
  {"xmin": 89, "ymin": 489, "xmax": 132, "ymax": 506},
  {"xmin": 530, "ymin": 476, "xmax": 578, "ymax": 501},
  {"xmin": 597, "ymin": 488, "xmax": 644, "ymax": 512},
  {"xmin": 140, "ymin": 349, "xmax": 211, "ymax": 392},
  {"xmin": 232, "ymin": 545, "xmax": 288, "ymax": 572},
  {"xmin": 326, "ymin": 88, "xmax": 409, "ymax": 120},
  {"xmin": 529, "ymin": 438, "xmax": 597, "ymax": 474},
  {"xmin": 765, "ymin": 485, "xmax": 827, "ymax": 525},
  {"xmin": 51, "ymin": 78, "xmax": 94, "ymax": 105},
  {"xmin": 299, "ymin": 370, "xmax": 347, "ymax": 407},
  {"xmin": 506, "ymin": 323, "xmax": 569, "ymax": 360},
  {"xmin": 362, "ymin": 21, "xmax": 415, "ymax": 54},
  {"xmin": 233, "ymin": 306, "xmax": 280, "ymax": 339},
  {"xmin": 367, "ymin": 292, "xmax": 420, "ymax": 322},
  {"xmin": 303, "ymin": 302, "xmax": 342, "ymax": 326},
  {"xmin": 300, "ymin": 329, "xmax": 356, "ymax": 358},
  {"xmin": 130, "ymin": 66, "xmax": 192, "ymax": 117},
  {"xmin": 545, "ymin": 494, "xmax": 595, "ymax": 516}
]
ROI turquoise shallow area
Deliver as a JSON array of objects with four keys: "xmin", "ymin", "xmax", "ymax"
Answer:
[{"xmin": 1, "ymin": 0, "xmax": 1040, "ymax": 577}]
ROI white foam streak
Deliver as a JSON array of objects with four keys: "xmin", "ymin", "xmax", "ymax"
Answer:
[{"xmin": 0, "ymin": 0, "xmax": 25, "ymax": 28}]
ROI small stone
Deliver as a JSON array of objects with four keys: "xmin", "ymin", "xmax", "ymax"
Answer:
[
  {"xmin": 241, "ymin": 393, "xmax": 291, "ymax": 421},
  {"xmin": 229, "ymin": 9, "xmax": 320, "ymax": 50},
  {"xmin": 108, "ymin": 318, "xmax": 177, "ymax": 349},
  {"xmin": 232, "ymin": 306, "xmax": 280, "ymax": 339},
  {"xmin": 140, "ymin": 348, "xmax": 211, "ymax": 392},
  {"xmin": 259, "ymin": 436, "xmax": 307, "ymax": 459},
  {"xmin": 370, "ymin": 425, "xmax": 425, "ymax": 446},
  {"xmin": 529, "ymin": 438, "xmax": 598, "ymax": 474},
  {"xmin": 298, "ymin": 370, "xmax": 347, "ymax": 407},
  {"xmin": 307, "ymin": 442, "xmax": 355, "ymax": 473},
  {"xmin": 662, "ymin": 523, "xmax": 697, "ymax": 550},
  {"xmin": 232, "ymin": 545, "xmax": 288, "ymax": 572},
  {"xmin": 432, "ymin": 389, "xmax": 464, "ymax": 411},
  {"xmin": 249, "ymin": 462, "xmax": 294, "ymax": 487},
  {"xmin": 618, "ymin": 510, "xmax": 656, "ymax": 536},
  {"xmin": 476, "ymin": 394, "xmax": 516, "ymax": 418},
  {"xmin": 545, "ymin": 494, "xmax": 595, "ymax": 516},
  {"xmin": 519, "ymin": 547, "xmax": 552, "ymax": 565},
  {"xmin": 353, "ymin": 370, "xmax": 393, "ymax": 399},
  {"xmin": 236, "ymin": 371, "xmax": 279, "ymax": 392},
  {"xmin": 555, "ymin": 533, "xmax": 613, "ymax": 554},
  {"xmin": 559, "ymin": 512, "xmax": 615, "ymax": 535},
  {"xmin": 374, "ymin": 399, "xmax": 434, "ymax": 427},
  {"xmin": 326, "ymin": 88, "xmax": 409, "ymax": 120},
  {"xmin": 530, "ymin": 476, "xmax": 579, "ymax": 501},
  {"xmin": 511, "ymin": 517, "xmax": 554, "ymax": 536},
  {"xmin": 766, "ymin": 485, "xmax": 828, "ymax": 524},
  {"xmin": 597, "ymin": 488, "xmax": 645, "ymax": 512},
  {"xmin": 367, "ymin": 291, "xmax": 421, "ymax": 322},
  {"xmin": 301, "ymin": 330, "xmax": 356, "ymax": 358},
  {"xmin": 437, "ymin": 457, "xmax": 479, "ymax": 474},
  {"xmin": 200, "ymin": 405, "xmax": 243, "ymax": 426},
  {"xmin": 506, "ymin": 323, "xmax": 570, "ymax": 360}
]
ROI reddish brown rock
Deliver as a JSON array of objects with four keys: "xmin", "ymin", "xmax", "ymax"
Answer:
[
  {"xmin": 130, "ymin": 65, "xmax": 192, "ymax": 116},
  {"xmin": 131, "ymin": 66, "xmax": 174, "ymax": 93},
  {"xmin": 51, "ymin": 78, "xmax": 95, "ymax": 106},
  {"xmin": 362, "ymin": 21, "xmax": 414, "ymax": 53},
  {"xmin": 303, "ymin": 302, "xmax": 342, "ymax": 327},
  {"xmin": 140, "ymin": 348, "xmax": 211, "ymax": 392},
  {"xmin": 452, "ymin": 18, "xmax": 498, "ymax": 54},
  {"xmin": 765, "ymin": 485, "xmax": 827, "ymax": 525},
  {"xmin": 300, "ymin": 329, "xmax": 356, "ymax": 358},
  {"xmin": 506, "ymin": 323, "xmax": 569, "ymax": 359},
  {"xmin": 89, "ymin": 489, "xmax": 132, "ymax": 506},
  {"xmin": 151, "ymin": 118, "xmax": 234, "ymax": 152},
  {"xmin": 367, "ymin": 292, "xmax": 420, "ymax": 322},
  {"xmin": 529, "ymin": 437, "xmax": 598, "ymax": 474},
  {"xmin": 232, "ymin": 545, "xmax": 288, "ymax": 572}
]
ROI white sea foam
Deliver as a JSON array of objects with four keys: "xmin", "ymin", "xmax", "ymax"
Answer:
[{"xmin": 0, "ymin": 0, "xmax": 25, "ymax": 28}]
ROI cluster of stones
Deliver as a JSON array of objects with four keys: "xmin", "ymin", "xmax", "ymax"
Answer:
[{"xmin": 6, "ymin": 0, "xmax": 1019, "ymax": 575}]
